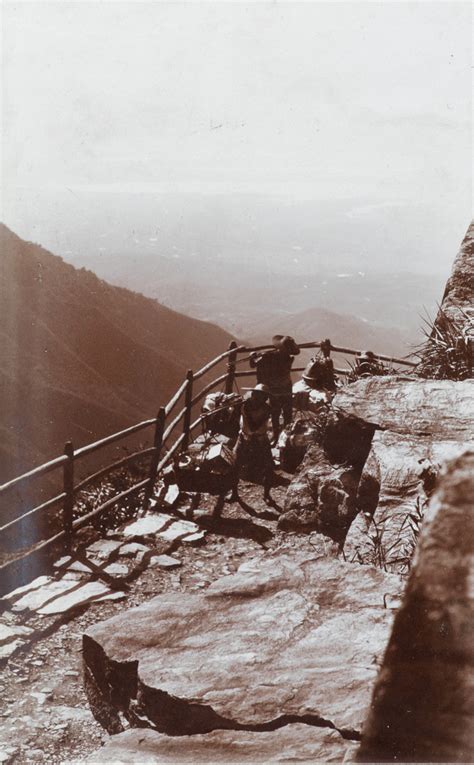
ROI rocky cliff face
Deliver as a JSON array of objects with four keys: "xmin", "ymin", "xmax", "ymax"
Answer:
[
  {"xmin": 435, "ymin": 220, "xmax": 473, "ymax": 327},
  {"xmin": 357, "ymin": 450, "xmax": 474, "ymax": 763},
  {"xmin": 417, "ymin": 221, "xmax": 473, "ymax": 380}
]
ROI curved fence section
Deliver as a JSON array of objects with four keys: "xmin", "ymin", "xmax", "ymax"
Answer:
[{"xmin": 0, "ymin": 339, "xmax": 416, "ymax": 592}]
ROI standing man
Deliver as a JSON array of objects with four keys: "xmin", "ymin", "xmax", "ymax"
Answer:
[
  {"xmin": 250, "ymin": 335, "xmax": 300, "ymax": 444},
  {"xmin": 230, "ymin": 383, "xmax": 275, "ymax": 503}
]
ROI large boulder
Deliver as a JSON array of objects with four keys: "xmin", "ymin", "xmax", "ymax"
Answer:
[
  {"xmin": 83, "ymin": 553, "xmax": 402, "ymax": 745},
  {"xmin": 280, "ymin": 445, "xmax": 362, "ymax": 541},
  {"xmin": 337, "ymin": 379, "xmax": 474, "ymax": 571},
  {"xmin": 278, "ymin": 408, "xmax": 377, "ymax": 538},
  {"xmin": 333, "ymin": 377, "xmax": 474, "ymax": 441},
  {"xmin": 344, "ymin": 430, "xmax": 470, "ymax": 571},
  {"xmin": 357, "ymin": 450, "xmax": 474, "ymax": 763}
]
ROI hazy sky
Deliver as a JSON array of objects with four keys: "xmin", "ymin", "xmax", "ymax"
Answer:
[{"xmin": 1, "ymin": 1, "xmax": 472, "ymax": 258}]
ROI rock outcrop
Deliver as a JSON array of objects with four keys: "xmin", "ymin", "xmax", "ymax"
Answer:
[
  {"xmin": 333, "ymin": 377, "xmax": 473, "ymax": 440},
  {"xmin": 416, "ymin": 221, "xmax": 473, "ymax": 380},
  {"xmin": 357, "ymin": 450, "xmax": 474, "ymax": 763},
  {"xmin": 336, "ymin": 378, "xmax": 474, "ymax": 570},
  {"xmin": 83, "ymin": 552, "xmax": 402, "ymax": 753},
  {"xmin": 278, "ymin": 408, "xmax": 377, "ymax": 539},
  {"xmin": 434, "ymin": 220, "xmax": 473, "ymax": 328}
]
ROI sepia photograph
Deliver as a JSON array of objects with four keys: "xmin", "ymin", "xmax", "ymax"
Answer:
[{"xmin": 0, "ymin": 0, "xmax": 472, "ymax": 762}]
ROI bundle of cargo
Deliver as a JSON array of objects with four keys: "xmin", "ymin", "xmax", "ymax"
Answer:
[
  {"xmin": 201, "ymin": 392, "xmax": 241, "ymax": 441},
  {"xmin": 176, "ymin": 438, "xmax": 236, "ymax": 494}
]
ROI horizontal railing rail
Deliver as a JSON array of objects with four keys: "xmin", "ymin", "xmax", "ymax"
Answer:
[
  {"xmin": 193, "ymin": 346, "xmax": 246, "ymax": 381},
  {"xmin": 0, "ymin": 337, "xmax": 418, "ymax": 593},
  {"xmin": 164, "ymin": 379, "xmax": 190, "ymax": 417},
  {"xmin": 74, "ymin": 417, "xmax": 156, "ymax": 459},
  {"xmin": 73, "ymin": 447, "xmax": 156, "ymax": 495},
  {"xmin": 0, "ymin": 492, "xmax": 67, "ymax": 536},
  {"xmin": 0, "ymin": 455, "xmax": 69, "ymax": 495}
]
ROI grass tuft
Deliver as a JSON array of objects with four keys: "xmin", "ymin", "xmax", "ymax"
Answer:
[{"xmin": 416, "ymin": 306, "xmax": 473, "ymax": 381}]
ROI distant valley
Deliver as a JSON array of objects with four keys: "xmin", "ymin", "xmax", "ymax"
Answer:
[
  {"xmin": 73, "ymin": 248, "xmax": 439, "ymax": 355},
  {"xmin": 6, "ymin": 190, "xmax": 453, "ymax": 351}
]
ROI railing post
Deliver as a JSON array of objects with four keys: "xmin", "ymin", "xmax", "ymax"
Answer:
[
  {"xmin": 225, "ymin": 340, "xmax": 238, "ymax": 394},
  {"xmin": 142, "ymin": 407, "xmax": 166, "ymax": 512},
  {"xmin": 63, "ymin": 441, "xmax": 75, "ymax": 552},
  {"xmin": 182, "ymin": 370, "xmax": 194, "ymax": 451}
]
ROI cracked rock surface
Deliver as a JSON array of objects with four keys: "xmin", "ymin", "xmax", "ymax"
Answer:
[
  {"xmin": 82, "ymin": 723, "xmax": 359, "ymax": 763},
  {"xmin": 83, "ymin": 552, "xmax": 402, "ymax": 740}
]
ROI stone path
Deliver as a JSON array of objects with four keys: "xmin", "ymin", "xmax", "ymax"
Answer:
[
  {"xmin": 0, "ymin": 510, "xmax": 206, "ymax": 662},
  {"xmin": 0, "ymin": 480, "xmax": 309, "ymax": 763}
]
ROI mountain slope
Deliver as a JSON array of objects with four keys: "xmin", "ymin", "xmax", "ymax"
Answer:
[{"xmin": 0, "ymin": 224, "xmax": 234, "ymax": 482}]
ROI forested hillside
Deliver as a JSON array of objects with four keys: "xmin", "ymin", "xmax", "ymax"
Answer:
[{"xmin": 0, "ymin": 224, "xmax": 233, "ymax": 481}]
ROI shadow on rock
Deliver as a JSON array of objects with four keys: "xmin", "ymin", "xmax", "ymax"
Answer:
[
  {"xmin": 235, "ymin": 497, "xmax": 280, "ymax": 521},
  {"xmin": 196, "ymin": 516, "xmax": 273, "ymax": 547}
]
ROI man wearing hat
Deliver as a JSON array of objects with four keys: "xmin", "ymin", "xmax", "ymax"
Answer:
[
  {"xmin": 229, "ymin": 383, "xmax": 275, "ymax": 503},
  {"xmin": 355, "ymin": 350, "xmax": 383, "ymax": 377},
  {"xmin": 250, "ymin": 335, "xmax": 300, "ymax": 444},
  {"xmin": 293, "ymin": 355, "xmax": 336, "ymax": 411}
]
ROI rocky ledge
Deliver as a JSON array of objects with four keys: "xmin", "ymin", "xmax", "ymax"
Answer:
[
  {"xmin": 279, "ymin": 378, "xmax": 473, "ymax": 558},
  {"xmin": 338, "ymin": 377, "xmax": 474, "ymax": 569},
  {"xmin": 83, "ymin": 552, "xmax": 402, "ymax": 757},
  {"xmin": 82, "ymin": 723, "xmax": 358, "ymax": 764}
]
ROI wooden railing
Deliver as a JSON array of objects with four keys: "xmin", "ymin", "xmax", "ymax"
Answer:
[{"xmin": 0, "ymin": 339, "xmax": 416, "ymax": 593}]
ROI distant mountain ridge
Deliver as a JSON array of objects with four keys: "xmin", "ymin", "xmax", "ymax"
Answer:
[
  {"xmin": 247, "ymin": 305, "xmax": 410, "ymax": 359},
  {"xmin": 0, "ymin": 224, "xmax": 234, "ymax": 482},
  {"xmin": 72, "ymin": 242, "xmax": 442, "ymax": 346}
]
